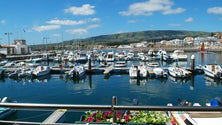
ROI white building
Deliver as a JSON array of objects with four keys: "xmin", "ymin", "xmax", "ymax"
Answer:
[{"xmin": 0, "ymin": 39, "xmax": 30, "ymax": 55}]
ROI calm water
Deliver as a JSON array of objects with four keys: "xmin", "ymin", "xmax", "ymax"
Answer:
[{"xmin": 1, "ymin": 51, "xmax": 222, "ymax": 123}]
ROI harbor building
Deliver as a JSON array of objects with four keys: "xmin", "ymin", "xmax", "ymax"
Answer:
[{"xmin": 0, "ymin": 39, "xmax": 30, "ymax": 56}]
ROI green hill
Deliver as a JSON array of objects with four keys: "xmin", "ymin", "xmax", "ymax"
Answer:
[
  {"xmin": 31, "ymin": 30, "xmax": 213, "ymax": 50},
  {"xmin": 66, "ymin": 30, "xmax": 212, "ymax": 45}
]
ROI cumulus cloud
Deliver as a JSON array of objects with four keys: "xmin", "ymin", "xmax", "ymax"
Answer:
[
  {"xmin": 185, "ymin": 17, "xmax": 193, "ymax": 23},
  {"xmin": 64, "ymin": 4, "xmax": 95, "ymax": 15},
  {"xmin": 119, "ymin": 0, "xmax": 185, "ymax": 16},
  {"xmin": 66, "ymin": 24, "xmax": 100, "ymax": 35},
  {"xmin": 207, "ymin": 7, "xmax": 222, "ymax": 14},
  {"xmin": 32, "ymin": 25, "xmax": 61, "ymax": 32},
  {"xmin": 46, "ymin": 19, "xmax": 85, "ymax": 25},
  {"xmin": 87, "ymin": 18, "xmax": 100, "ymax": 22}
]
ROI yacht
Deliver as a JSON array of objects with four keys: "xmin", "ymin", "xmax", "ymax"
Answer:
[
  {"xmin": 170, "ymin": 50, "xmax": 188, "ymax": 61},
  {"xmin": 129, "ymin": 64, "xmax": 147, "ymax": 79},
  {"xmin": 202, "ymin": 64, "xmax": 222, "ymax": 79}
]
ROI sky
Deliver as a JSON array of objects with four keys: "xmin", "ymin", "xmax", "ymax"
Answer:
[{"xmin": 0, "ymin": 0, "xmax": 222, "ymax": 45}]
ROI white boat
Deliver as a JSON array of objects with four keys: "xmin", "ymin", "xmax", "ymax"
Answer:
[
  {"xmin": 76, "ymin": 52, "xmax": 88, "ymax": 63},
  {"xmin": 104, "ymin": 51, "xmax": 115, "ymax": 62},
  {"xmin": 0, "ymin": 60, "xmax": 8, "ymax": 66},
  {"xmin": 202, "ymin": 64, "xmax": 222, "ymax": 79},
  {"xmin": 170, "ymin": 50, "xmax": 188, "ymax": 61},
  {"xmin": 68, "ymin": 65, "xmax": 86, "ymax": 79},
  {"xmin": 126, "ymin": 52, "xmax": 134, "ymax": 60},
  {"xmin": 153, "ymin": 67, "xmax": 168, "ymax": 78},
  {"xmin": 114, "ymin": 61, "xmax": 127, "ymax": 67},
  {"xmin": 0, "ymin": 97, "xmax": 17, "ymax": 119},
  {"xmin": 168, "ymin": 67, "xmax": 191, "ymax": 78},
  {"xmin": 156, "ymin": 49, "xmax": 173, "ymax": 62},
  {"xmin": 129, "ymin": 65, "xmax": 147, "ymax": 79},
  {"xmin": 32, "ymin": 66, "xmax": 51, "ymax": 77},
  {"xmin": 147, "ymin": 49, "xmax": 156, "ymax": 57},
  {"xmin": 168, "ymin": 97, "xmax": 222, "ymax": 125},
  {"xmin": 147, "ymin": 62, "xmax": 159, "ymax": 67}
]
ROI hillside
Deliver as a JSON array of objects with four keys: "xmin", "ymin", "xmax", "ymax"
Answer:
[
  {"xmin": 31, "ymin": 30, "xmax": 213, "ymax": 50},
  {"xmin": 65, "ymin": 30, "xmax": 212, "ymax": 45}
]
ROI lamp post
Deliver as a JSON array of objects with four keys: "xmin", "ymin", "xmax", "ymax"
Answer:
[{"xmin": 4, "ymin": 32, "xmax": 13, "ymax": 45}]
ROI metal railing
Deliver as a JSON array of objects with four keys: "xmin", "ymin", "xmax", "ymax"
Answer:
[{"xmin": 0, "ymin": 96, "xmax": 222, "ymax": 125}]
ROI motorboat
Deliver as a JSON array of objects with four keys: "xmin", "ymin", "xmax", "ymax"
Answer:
[
  {"xmin": 104, "ymin": 51, "xmax": 115, "ymax": 62},
  {"xmin": 0, "ymin": 97, "xmax": 17, "ymax": 119},
  {"xmin": 114, "ymin": 61, "xmax": 127, "ymax": 67},
  {"xmin": 147, "ymin": 62, "xmax": 159, "ymax": 67},
  {"xmin": 156, "ymin": 49, "xmax": 174, "ymax": 62},
  {"xmin": 147, "ymin": 49, "xmax": 156, "ymax": 57},
  {"xmin": 32, "ymin": 66, "xmax": 51, "ymax": 77},
  {"xmin": 168, "ymin": 67, "xmax": 191, "ymax": 78},
  {"xmin": 153, "ymin": 67, "xmax": 168, "ymax": 78},
  {"xmin": 129, "ymin": 64, "xmax": 147, "ymax": 79},
  {"xmin": 202, "ymin": 64, "xmax": 222, "ymax": 79},
  {"xmin": 170, "ymin": 50, "xmax": 188, "ymax": 61},
  {"xmin": 68, "ymin": 65, "xmax": 86, "ymax": 79}
]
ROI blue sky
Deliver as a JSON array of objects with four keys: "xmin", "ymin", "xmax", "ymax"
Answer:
[{"xmin": 0, "ymin": 0, "xmax": 222, "ymax": 45}]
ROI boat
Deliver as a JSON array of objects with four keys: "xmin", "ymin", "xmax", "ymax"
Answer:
[
  {"xmin": 129, "ymin": 64, "xmax": 147, "ymax": 79},
  {"xmin": 68, "ymin": 65, "xmax": 86, "ymax": 79},
  {"xmin": 147, "ymin": 49, "xmax": 156, "ymax": 57},
  {"xmin": 156, "ymin": 50, "xmax": 174, "ymax": 62},
  {"xmin": 104, "ymin": 51, "xmax": 115, "ymax": 62},
  {"xmin": 147, "ymin": 62, "xmax": 159, "ymax": 67},
  {"xmin": 76, "ymin": 51, "xmax": 88, "ymax": 64},
  {"xmin": 0, "ymin": 97, "xmax": 17, "ymax": 119},
  {"xmin": 202, "ymin": 64, "xmax": 222, "ymax": 79},
  {"xmin": 114, "ymin": 61, "xmax": 127, "ymax": 67},
  {"xmin": 168, "ymin": 98, "xmax": 222, "ymax": 125},
  {"xmin": 170, "ymin": 50, "xmax": 188, "ymax": 61},
  {"xmin": 168, "ymin": 67, "xmax": 191, "ymax": 78},
  {"xmin": 32, "ymin": 66, "xmax": 51, "ymax": 77},
  {"xmin": 153, "ymin": 67, "xmax": 168, "ymax": 78}
]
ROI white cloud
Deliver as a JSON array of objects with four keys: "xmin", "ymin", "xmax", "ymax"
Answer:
[
  {"xmin": 0, "ymin": 20, "xmax": 6, "ymax": 25},
  {"xmin": 66, "ymin": 24, "xmax": 100, "ymax": 35},
  {"xmin": 88, "ymin": 18, "xmax": 100, "ymax": 22},
  {"xmin": 207, "ymin": 7, "xmax": 222, "ymax": 14},
  {"xmin": 185, "ymin": 17, "xmax": 193, "ymax": 23},
  {"xmin": 46, "ymin": 19, "xmax": 85, "ymax": 25},
  {"xmin": 64, "ymin": 4, "xmax": 95, "ymax": 15},
  {"xmin": 32, "ymin": 25, "xmax": 61, "ymax": 32},
  {"xmin": 119, "ymin": 0, "xmax": 185, "ymax": 16},
  {"xmin": 162, "ymin": 8, "xmax": 185, "ymax": 15}
]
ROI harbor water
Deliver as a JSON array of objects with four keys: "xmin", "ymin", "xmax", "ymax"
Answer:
[{"xmin": 1, "ymin": 51, "xmax": 222, "ymax": 123}]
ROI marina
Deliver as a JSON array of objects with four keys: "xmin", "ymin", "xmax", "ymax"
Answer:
[{"xmin": 0, "ymin": 50, "xmax": 222, "ymax": 124}]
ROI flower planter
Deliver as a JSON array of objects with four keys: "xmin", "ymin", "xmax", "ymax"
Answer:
[{"xmin": 76, "ymin": 111, "xmax": 170, "ymax": 125}]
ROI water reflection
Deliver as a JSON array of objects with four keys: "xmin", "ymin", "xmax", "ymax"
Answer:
[{"xmin": 204, "ymin": 75, "xmax": 222, "ymax": 86}]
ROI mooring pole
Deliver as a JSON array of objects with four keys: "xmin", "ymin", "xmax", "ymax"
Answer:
[
  {"xmin": 190, "ymin": 55, "xmax": 195, "ymax": 71},
  {"xmin": 112, "ymin": 96, "xmax": 117, "ymax": 124},
  {"xmin": 88, "ymin": 57, "xmax": 92, "ymax": 74}
]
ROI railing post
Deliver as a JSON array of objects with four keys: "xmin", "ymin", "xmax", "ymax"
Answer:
[{"xmin": 112, "ymin": 96, "xmax": 117, "ymax": 124}]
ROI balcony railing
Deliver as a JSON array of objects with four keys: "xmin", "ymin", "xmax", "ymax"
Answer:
[{"xmin": 0, "ymin": 96, "xmax": 221, "ymax": 124}]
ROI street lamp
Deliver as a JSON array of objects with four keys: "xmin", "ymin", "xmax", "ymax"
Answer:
[{"xmin": 4, "ymin": 32, "xmax": 13, "ymax": 45}]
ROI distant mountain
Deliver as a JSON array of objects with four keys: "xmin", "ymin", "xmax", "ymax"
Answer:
[
  {"xmin": 65, "ymin": 30, "xmax": 212, "ymax": 45},
  {"xmin": 31, "ymin": 30, "xmax": 213, "ymax": 50}
]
